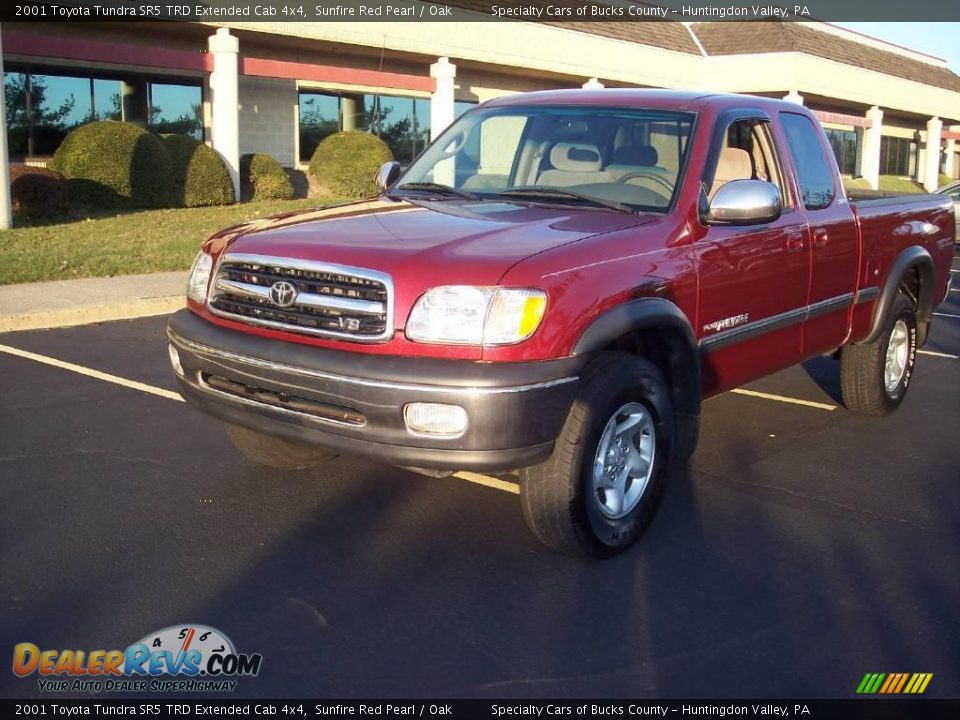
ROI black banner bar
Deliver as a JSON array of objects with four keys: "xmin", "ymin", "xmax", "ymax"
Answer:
[
  {"xmin": 1, "ymin": 700, "xmax": 958, "ymax": 719},
  {"xmin": 2, "ymin": 0, "xmax": 960, "ymax": 23}
]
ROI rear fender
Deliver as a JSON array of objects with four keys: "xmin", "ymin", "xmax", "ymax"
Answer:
[{"xmin": 863, "ymin": 247, "xmax": 934, "ymax": 345}]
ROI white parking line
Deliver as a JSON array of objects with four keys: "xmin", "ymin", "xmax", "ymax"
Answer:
[
  {"xmin": 728, "ymin": 388, "xmax": 838, "ymax": 411},
  {"xmin": 0, "ymin": 344, "xmax": 184, "ymax": 403},
  {"xmin": 4, "ymin": 341, "xmax": 957, "ymax": 497},
  {"xmin": 452, "ymin": 472, "xmax": 520, "ymax": 495},
  {"xmin": 933, "ymin": 312, "xmax": 960, "ymax": 319}
]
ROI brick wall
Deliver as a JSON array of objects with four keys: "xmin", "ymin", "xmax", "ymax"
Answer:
[{"xmin": 238, "ymin": 75, "xmax": 297, "ymax": 166}]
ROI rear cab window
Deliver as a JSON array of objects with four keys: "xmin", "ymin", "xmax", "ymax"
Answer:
[{"xmin": 779, "ymin": 112, "xmax": 837, "ymax": 211}]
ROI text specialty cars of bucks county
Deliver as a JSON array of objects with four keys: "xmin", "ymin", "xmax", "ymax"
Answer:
[{"xmin": 167, "ymin": 89, "xmax": 955, "ymax": 557}]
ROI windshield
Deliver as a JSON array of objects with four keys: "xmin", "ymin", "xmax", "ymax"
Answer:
[{"xmin": 395, "ymin": 105, "xmax": 695, "ymax": 212}]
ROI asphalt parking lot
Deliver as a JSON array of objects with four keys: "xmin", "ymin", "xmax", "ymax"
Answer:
[{"xmin": 1, "ymin": 259, "xmax": 958, "ymax": 701}]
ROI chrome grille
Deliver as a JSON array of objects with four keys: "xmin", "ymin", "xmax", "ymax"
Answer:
[{"xmin": 208, "ymin": 253, "xmax": 393, "ymax": 341}]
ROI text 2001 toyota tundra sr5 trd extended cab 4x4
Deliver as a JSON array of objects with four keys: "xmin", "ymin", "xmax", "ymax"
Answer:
[{"xmin": 168, "ymin": 90, "xmax": 954, "ymax": 557}]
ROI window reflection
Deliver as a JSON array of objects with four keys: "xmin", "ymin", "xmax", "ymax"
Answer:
[
  {"xmin": 150, "ymin": 83, "xmax": 202, "ymax": 138},
  {"xmin": 298, "ymin": 90, "xmax": 477, "ymax": 164},
  {"xmin": 299, "ymin": 92, "xmax": 340, "ymax": 161},
  {"xmin": 4, "ymin": 69, "xmax": 202, "ymax": 158},
  {"xmin": 92, "ymin": 79, "xmax": 121, "ymax": 121},
  {"xmin": 824, "ymin": 128, "xmax": 858, "ymax": 176}
]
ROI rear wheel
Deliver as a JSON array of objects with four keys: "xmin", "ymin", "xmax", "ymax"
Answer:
[
  {"xmin": 224, "ymin": 423, "xmax": 337, "ymax": 471},
  {"xmin": 519, "ymin": 353, "xmax": 675, "ymax": 558},
  {"xmin": 840, "ymin": 293, "xmax": 917, "ymax": 416}
]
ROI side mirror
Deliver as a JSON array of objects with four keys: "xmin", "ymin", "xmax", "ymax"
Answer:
[
  {"xmin": 375, "ymin": 161, "xmax": 402, "ymax": 193},
  {"xmin": 702, "ymin": 179, "xmax": 782, "ymax": 226}
]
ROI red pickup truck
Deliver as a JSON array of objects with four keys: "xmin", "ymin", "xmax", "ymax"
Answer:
[{"xmin": 168, "ymin": 90, "xmax": 954, "ymax": 557}]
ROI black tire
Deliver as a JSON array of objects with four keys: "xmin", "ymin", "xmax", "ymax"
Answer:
[
  {"xmin": 223, "ymin": 423, "xmax": 337, "ymax": 471},
  {"xmin": 840, "ymin": 293, "xmax": 917, "ymax": 416},
  {"xmin": 519, "ymin": 353, "xmax": 675, "ymax": 558}
]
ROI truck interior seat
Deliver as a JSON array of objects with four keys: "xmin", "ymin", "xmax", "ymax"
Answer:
[
  {"xmin": 710, "ymin": 147, "xmax": 754, "ymax": 199},
  {"xmin": 604, "ymin": 145, "xmax": 671, "ymax": 177},
  {"xmin": 537, "ymin": 142, "xmax": 616, "ymax": 186}
]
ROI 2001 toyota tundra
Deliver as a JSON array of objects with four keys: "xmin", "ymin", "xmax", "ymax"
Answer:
[{"xmin": 168, "ymin": 90, "xmax": 954, "ymax": 557}]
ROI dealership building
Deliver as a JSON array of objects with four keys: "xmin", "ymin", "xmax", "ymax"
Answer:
[{"xmin": 2, "ymin": 10, "xmax": 960, "ymax": 198}]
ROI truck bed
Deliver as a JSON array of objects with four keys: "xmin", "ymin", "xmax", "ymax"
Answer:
[{"xmin": 846, "ymin": 189, "xmax": 942, "ymax": 205}]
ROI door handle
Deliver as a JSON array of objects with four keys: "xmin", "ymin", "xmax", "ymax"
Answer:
[
  {"xmin": 813, "ymin": 228, "xmax": 829, "ymax": 247},
  {"xmin": 786, "ymin": 234, "xmax": 805, "ymax": 252}
]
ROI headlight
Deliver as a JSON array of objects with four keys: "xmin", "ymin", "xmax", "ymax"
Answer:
[
  {"xmin": 186, "ymin": 251, "xmax": 213, "ymax": 304},
  {"xmin": 406, "ymin": 286, "xmax": 547, "ymax": 345}
]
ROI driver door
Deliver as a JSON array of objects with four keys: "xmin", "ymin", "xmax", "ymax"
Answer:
[{"xmin": 696, "ymin": 114, "xmax": 811, "ymax": 394}]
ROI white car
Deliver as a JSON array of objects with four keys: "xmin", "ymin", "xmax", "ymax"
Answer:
[{"xmin": 935, "ymin": 180, "xmax": 960, "ymax": 242}]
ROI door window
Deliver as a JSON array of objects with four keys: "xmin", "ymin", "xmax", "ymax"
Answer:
[{"xmin": 780, "ymin": 113, "xmax": 837, "ymax": 211}]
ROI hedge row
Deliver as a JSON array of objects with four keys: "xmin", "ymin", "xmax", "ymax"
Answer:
[
  {"xmin": 241, "ymin": 153, "xmax": 295, "ymax": 201},
  {"xmin": 10, "ymin": 165, "xmax": 69, "ymax": 218},
  {"xmin": 35, "ymin": 122, "xmax": 397, "ymax": 215},
  {"xmin": 48, "ymin": 121, "xmax": 235, "ymax": 209},
  {"xmin": 308, "ymin": 131, "xmax": 393, "ymax": 198},
  {"xmin": 163, "ymin": 134, "xmax": 236, "ymax": 208}
]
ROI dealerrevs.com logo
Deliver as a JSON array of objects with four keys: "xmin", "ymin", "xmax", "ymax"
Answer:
[{"xmin": 13, "ymin": 624, "xmax": 262, "ymax": 693}]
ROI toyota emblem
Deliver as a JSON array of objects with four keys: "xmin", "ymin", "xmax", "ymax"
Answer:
[{"xmin": 269, "ymin": 280, "xmax": 298, "ymax": 308}]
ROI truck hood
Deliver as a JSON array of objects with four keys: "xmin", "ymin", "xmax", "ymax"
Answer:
[{"xmin": 218, "ymin": 197, "xmax": 658, "ymax": 286}]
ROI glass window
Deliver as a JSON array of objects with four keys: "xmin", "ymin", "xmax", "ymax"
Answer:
[
  {"xmin": 705, "ymin": 119, "xmax": 789, "ymax": 205},
  {"xmin": 150, "ymin": 83, "xmax": 202, "ymax": 138},
  {"xmin": 12, "ymin": 73, "xmax": 92, "ymax": 155},
  {"xmin": 35, "ymin": 74, "xmax": 92, "ymax": 128},
  {"xmin": 414, "ymin": 98, "xmax": 431, "ymax": 160},
  {"xmin": 397, "ymin": 106, "xmax": 695, "ymax": 212},
  {"xmin": 4, "ymin": 72, "xmax": 29, "ymax": 157},
  {"xmin": 879, "ymin": 136, "xmax": 918, "ymax": 177},
  {"xmin": 299, "ymin": 92, "xmax": 339, "ymax": 162},
  {"xmin": 824, "ymin": 128, "xmax": 858, "ymax": 176},
  {"xmin": 93, "ymin": 79, "xmax": 121, "ymax": 121},
  {"xmin": 780, "ymin": 112, "xmax": 836, "ymax": 211},
  {"xmin": 369, "ymin": 94, "xmax": 416, "ymax": 163}
]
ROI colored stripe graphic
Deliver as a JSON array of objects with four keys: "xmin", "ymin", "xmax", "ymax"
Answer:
[{"xmin": 857, "ymin": 672, "xmax": 932, "ymax": 694}]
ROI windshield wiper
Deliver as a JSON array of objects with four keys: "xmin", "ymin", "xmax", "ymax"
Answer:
[
  {"xmin": 393, "ymin": 182, "xmax": 479, "ymax": 200},
  {"xmin": 497, "ymin": 187, "xmax": 636, "ymax": 214}
]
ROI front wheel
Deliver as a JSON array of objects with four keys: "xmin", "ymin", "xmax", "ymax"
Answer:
[
  {"xmin": 519, "ymin": 353, "xmax": 675, "ymax": 558},
  {"xmin": 840, "ymin": 293, "xmax": 917, "ymax": 416},
  {"xmin": 224, "ymin": 423, "xmax": 337, "ymax": 471}
]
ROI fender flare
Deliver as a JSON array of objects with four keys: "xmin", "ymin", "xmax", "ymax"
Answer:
[
  {"xmin": 572, "ymin": 298, "xmax": 701, "ymax": 458},
  {"xmin": 862, "ymin": 246, "xmax": 934, "ymax": 345}
]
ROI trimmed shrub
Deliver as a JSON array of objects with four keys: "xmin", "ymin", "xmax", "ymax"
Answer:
[
  {"xmin": 162, "ymin": 134, "xmax": 235, "ymax": 207},
  {"xmin": 240, "ymin": 153, "xmax": 294, "ymax": 201},
  {"xmin": 9, "ymin": 165, "xmax": 69, "ymax": 218},
  {"xmin": 49, "ymin": 120, "xmax": 172, "ymax": 208},
  {"xmin": 308, "ymin": 131, "xmax": 393, "ymax": 198}
]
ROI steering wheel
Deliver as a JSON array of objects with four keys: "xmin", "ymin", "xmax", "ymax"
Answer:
[{"xmin": 617, "ymin": 170, "xmax": 676, "ymax": 195}]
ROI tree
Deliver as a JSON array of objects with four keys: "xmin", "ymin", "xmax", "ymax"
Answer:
[
  {"xmin": 152, "ymin": 102, "xmax": 203, "ymax": 138},
  {"xmin": 5, "ymin": 73, "xmax": 76, "ymax": 156}
]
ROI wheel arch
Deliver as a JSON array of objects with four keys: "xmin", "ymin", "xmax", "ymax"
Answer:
[
  {"xmin": 863, "ymin": 246, "xmax": 934, "ymax": 346},
  {"xmin": 572, "ymin": 297, "xmax": 701, "ymax": 459}
]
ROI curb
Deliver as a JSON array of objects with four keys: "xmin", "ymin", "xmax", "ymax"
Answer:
[{"xmin": 0, "ymin": 297, "xmax": 185, "ymax": 333}]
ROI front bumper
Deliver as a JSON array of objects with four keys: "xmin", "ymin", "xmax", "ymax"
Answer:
[{"xmin": 167, "ymin": 310, "xmax": 582, "ymax": 471}]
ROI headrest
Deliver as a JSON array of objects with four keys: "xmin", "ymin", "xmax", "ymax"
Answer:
[
  {"xmin": 549, "ymin": 142, "xmax": 602, "ymax": 172},
  {"xmin": 611, "ymin": 145, "xmax": 658, "ymax": 167},
  {"xmin": 714, "ymin": 147, "xmax": 753, "ymax": 183}
]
